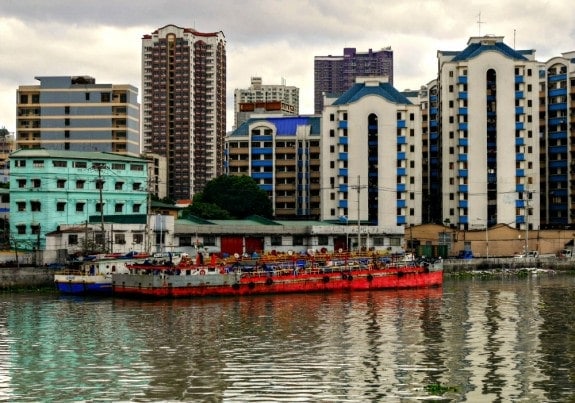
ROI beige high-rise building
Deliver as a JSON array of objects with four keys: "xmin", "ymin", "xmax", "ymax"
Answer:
[{"xmin": 142, "ymin": 24, "xmax": 226, "ymax": 200}]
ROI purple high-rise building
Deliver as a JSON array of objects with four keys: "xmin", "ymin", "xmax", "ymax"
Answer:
[{"xmin": 314, "ymin": 47, "xmax": 393, "ymax": 113}]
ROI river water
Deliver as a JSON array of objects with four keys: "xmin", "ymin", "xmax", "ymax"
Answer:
[{"xmin": 0, "ymin": 272, "xmax": 574, "ymax": 402}]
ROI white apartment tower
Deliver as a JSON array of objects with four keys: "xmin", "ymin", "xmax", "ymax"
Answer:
[
  {"xmin": 233, "ymin": 77, "xmax": 299, "ymax": 128},
  {"xmin": 321, "ymin": 77, "xmax": 422, "ymax": 249},
  {"xmin": 438, "ymin": 36, "xmax": 541, "ymax": 232},
  {"xmin": 142, "ymin": 24, "xmax": 226, "ymax": 200}
]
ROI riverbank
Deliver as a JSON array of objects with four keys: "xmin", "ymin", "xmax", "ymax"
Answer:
[{"xmin": 0, "ymin": 266, "xmax": 55, "ymax": 291}]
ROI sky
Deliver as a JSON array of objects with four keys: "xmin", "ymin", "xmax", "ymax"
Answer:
[{"xmin": 0, "ymin": 0, "xmax": 573, "ymax": 134}]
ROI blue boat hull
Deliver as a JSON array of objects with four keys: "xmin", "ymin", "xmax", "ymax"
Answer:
[{"xmin": 54, "ymin": 277, "xmax": 113, "ymax": 295}]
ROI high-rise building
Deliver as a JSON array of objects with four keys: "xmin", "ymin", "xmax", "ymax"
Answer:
[
  {"xmin": 234, "ymin": 77, "xmax": 299, "ymax": 128},
  {"xmin": 436, "ymin": 36, "xmax": 541, "ymax": 232},
  {"xmin": 320, "ymin": 76, "xmax": 421, "ymax": 249},
  {"xmin": 314, "ymin": 47, "xmax": 393, "ymax": 114},
  {"xmin": 539, "ymin": 51, "xmax": 575, "ymax": 227},
  {"xmin": 142, "ymin": 24, "xmax": 226, "ymax": 200},
  {"xmin": 16, "ymin": 76, "xmax": 140, "ymax": 155}
]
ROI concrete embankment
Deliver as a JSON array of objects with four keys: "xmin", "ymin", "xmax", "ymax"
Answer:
[{"xmin": 0, "ymin": 266, "xmax": 55, "ymax": 290}]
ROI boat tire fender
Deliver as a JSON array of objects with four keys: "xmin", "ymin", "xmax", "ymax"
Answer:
[
  {"xmin": 232, "ymin": 283, "xmax": 240, "ymax": 290},
  {"xmin": 248, "ymin": 282, "xmax": 255, "ymax": 289},
  {"xmin": 200, "ymin": 269, "xmax": 206, "ymax": 275},
  {"xmin": 265, "ymin": 277, "xmax": 273, "ymax": 286},
  {"xmin": 347, "ymin": 274, "xmax": 353, "ymax": 281},
  {"xmin": 397, "ymin": 271, "xmax": 404, "ymax": 278},
  {"xmin": 367, "ymin": 274, "xmax": 373, "ymax": 282},
  {"xmin": 322, "ymin": 276, "xmax": 329, "ymax": 283},
  {"xmin": 341, "ymin": 273, "xmax": 348, "ymax": 280}
]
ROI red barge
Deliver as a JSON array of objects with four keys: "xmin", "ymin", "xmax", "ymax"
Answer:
[{"xmin": 112, "ymin": 252, "xmax": 443, "ymax": 298}]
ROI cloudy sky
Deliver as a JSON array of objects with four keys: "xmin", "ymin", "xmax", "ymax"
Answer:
[{"xmin": 0, "ymin": 0, "xmax": 573, "ymax": 133}]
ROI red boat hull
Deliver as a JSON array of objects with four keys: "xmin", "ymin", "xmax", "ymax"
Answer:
[{"xmin": 112, "ymin": 266, "xmax": 443, "ymax": 298}]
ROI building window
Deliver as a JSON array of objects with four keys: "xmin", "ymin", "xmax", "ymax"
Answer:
[
  {"xmin": 133, "ymin": 204, "xmax": 141, "ymax": 213},
  {"xmin": 76, "ymin": 180, "xmax": 85, "ymax": 189},
  {"xmin": 132, "ymin": 183, "xmax": 142, "ymax": 191},
  {"xmin": 317, "ymin": 235, "xmax": 328, "ymax": 245},
  {"xmin": 76, "ymin": 202, "xmax": 85, "ymax": 212},
  {"xmin": 68, "ymin": 234, "xmax": 78, "ymax": 245},
  {"xmin": 130, "ymin": 164, "xmax": 144, "ymax": 171},
  {"xmin": 16, "ymin": 202, "xmax": 26, "ymax": 212},
  {"xmin": 17, "ymin": 179, "xmax": 26, "ymax": 188},
  {"xmin": 31, "ymin": 225, "xmax": 40, "ymax": 235},
  {"xmin": 115, "ymin": 234, "xmax": 126, "ymax": 245},
  {"xmin": 112, "ymin": 163, "xmax": 125, "ymax": 170},
  {"xmin": 14, "ymin": 160, "xmax": 26, "ymax": 168},
  {"xmin": 133, "ymin": 234, "xmax": 143, "ymax": 244},
  {"xmin": 57, "ymin": 202, "xmax": 66, "ymax": 212},
  {"xmin": 115, "ymin": 203, "xmax": 123, "ymax": 213},
  {"xmin": 293, "ymin": 235, "xmax": 304, "ymax": 246},
  {"xmin": 271, "ymin": 235, "xmax": 282, "ymax": 246},
  {"xmin": 201, "ymin": 236, "xmax": 215, "ymax": 246},
  {"xmin": 115, "ymin": 181, "xmax": 124, "ymax": 190},
  {"xmin": 16, "ymin": 225, "xmax": 26, "ymax": 235},
  {"xmin": 33, "ymin": 160, "xmax": 44, "ymax": 168},
  {"xmin": 95, "ymin": 180, "xmax": 105, "ymax": 190},
  {"xmin": 53, "ymin": 161, "xmax": 67, "ymax": 167},
  {"xmin": 95, "ymin": 202, "xmax": 104, "ymax": 213},
  {"xmin": 179, "ymin": 236, "xmax": 192, "ymax": 246},
  {"xmin": 31, "ymin": 201, "xmax": 41, "ymax": 212},
  {"xmin": 32, "ymin": 179, "xmax": 41, "ymax": 188},
  {"xmin": 57, "ymin": 179, "xmax": 66, "ymax": 188},
  {"xmin": 74, "ymin": 161, "xmax": 87, "ymax": 168},
  {"xmin": 330, "ymin": 114, "xmax": 335, "ymax": 121}
]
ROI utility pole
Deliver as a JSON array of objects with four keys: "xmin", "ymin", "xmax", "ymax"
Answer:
[
  {"xmin": 93, "ymin": 163, "xmax": 107, "ymax": 252},
  {"xmin": 350, "ymin": 176, "xmax": 367, "ymax": 252}
]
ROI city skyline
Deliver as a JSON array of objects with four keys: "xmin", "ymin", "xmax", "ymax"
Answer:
[{"xmin": 1, "ymin": 0, "xmax": 574, "ymax": 134}]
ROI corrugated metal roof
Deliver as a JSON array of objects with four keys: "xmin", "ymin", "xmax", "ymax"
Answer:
[
  {"xmin": 332, "ymin": 82, "xmax": 412, "ymax": 106},
  {"xmin": 230, "ymin": 116, "xmax": 321, "ymax": 137},
  {"xmin": 451, "ymin": 42, "xmax": 529, "ymax": 62}
]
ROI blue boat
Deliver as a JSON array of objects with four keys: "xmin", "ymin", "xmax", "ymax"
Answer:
[{"xmin": 54, "ymin": 259, "xmax": 133, "ymax": 295}]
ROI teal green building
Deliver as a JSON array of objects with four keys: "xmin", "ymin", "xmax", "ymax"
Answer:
[{"xmin": 9, "ymin": 150, "xmax": 148, "ymax": 251}]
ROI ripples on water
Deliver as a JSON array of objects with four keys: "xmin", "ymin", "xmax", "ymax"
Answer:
[{"xmin": 0, "ymin": 274, "xmax": 574, "ymax": 402}]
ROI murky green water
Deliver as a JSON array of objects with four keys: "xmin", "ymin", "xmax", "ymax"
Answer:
[{"xmin": 0, "ymin": 273, "xmax": 574, "ymax": 402}]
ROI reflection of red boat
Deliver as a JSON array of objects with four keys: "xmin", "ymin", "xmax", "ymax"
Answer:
[{"xmin": 112, "ymin": 253, "xmax": 443, "ymax": 298}]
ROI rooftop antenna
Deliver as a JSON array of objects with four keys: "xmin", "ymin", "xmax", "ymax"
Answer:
[
  {"xmin": 477, "ymin": 12, "xmax": 485, "ymax": 36},
  {"xmin": 513, "ymin": 29, "xmax": 516, "ymax": 49}
]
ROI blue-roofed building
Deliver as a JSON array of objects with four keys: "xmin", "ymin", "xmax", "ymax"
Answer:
[
  {"xmin": 321, "ymin": 76, "xmax": 422, "ymax": 250},
  {"xmin": 226, "ymin": 115, "xmax": 321, "ymax": 219},
  {"xmin": 437, "ymin": 35, "xmax": 541, "ymax": 234}
]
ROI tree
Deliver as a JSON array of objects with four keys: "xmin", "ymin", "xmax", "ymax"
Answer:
[
  {"xmin": 196, "ymin": 175, "xmax": 273, "ymax": 219},
  {"xmin": 185, "ymin": 201, "xmax": 232, "ymax": 220}
]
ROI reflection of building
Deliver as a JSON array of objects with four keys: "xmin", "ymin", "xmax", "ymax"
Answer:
[
  {"xmin": 314, "ymin": 47, "xmax": 393, "ymax": 113},
  {"xmin": 227, "ymin": 116, "xmax": 321, "ymax": 219},
  {"xmin": 142, "ymin": 24, "xmax": 226, "ymax": 200},
  {"xmin": 9, "ymin": 150, "xmax": 148, "ymax": 262},
  {"xmin": 16, "ymin": 76, "xmax": 140, "ymax": 155},
  {"xmin": 234, "ymin": 77, "xmax": 299, "ymax": 128}
]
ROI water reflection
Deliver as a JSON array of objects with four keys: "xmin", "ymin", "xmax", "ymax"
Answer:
[{"xmin": 0, "ymin": 275, "xmax": 574, "ymax": 401}]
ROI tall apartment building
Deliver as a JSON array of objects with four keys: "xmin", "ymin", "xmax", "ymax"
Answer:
[
  {"xmin": 16, "ymin": 76, "xmax": 140, "ymax": 155},
  {"xmin": 437, "ymin": 36, "xmax": 541, "ymax": 232},
  {"xmin": 320, "ymin": 77, "xmax": 421, "ymax": 249},
  {"xmin": 142, "ymin": 24, "xmax": 226, "ymax": 200},
  {"xmin": 314, "ymin": 47, "xmax": 393, "ymax": 114},
  {"xmin": 226, "ymin": 116, "xmax": 321, "ymax": 219},
  {"xmin": 539, "ymin": 51, "xmax": 575, "ymax": 227},
  {"xmin": 9, "ymin": 149, "xmax": 148, "ymax": 255},
  {"xmin": 234, "ymin": 77, "xmax": 299, "ymax": 128}
]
